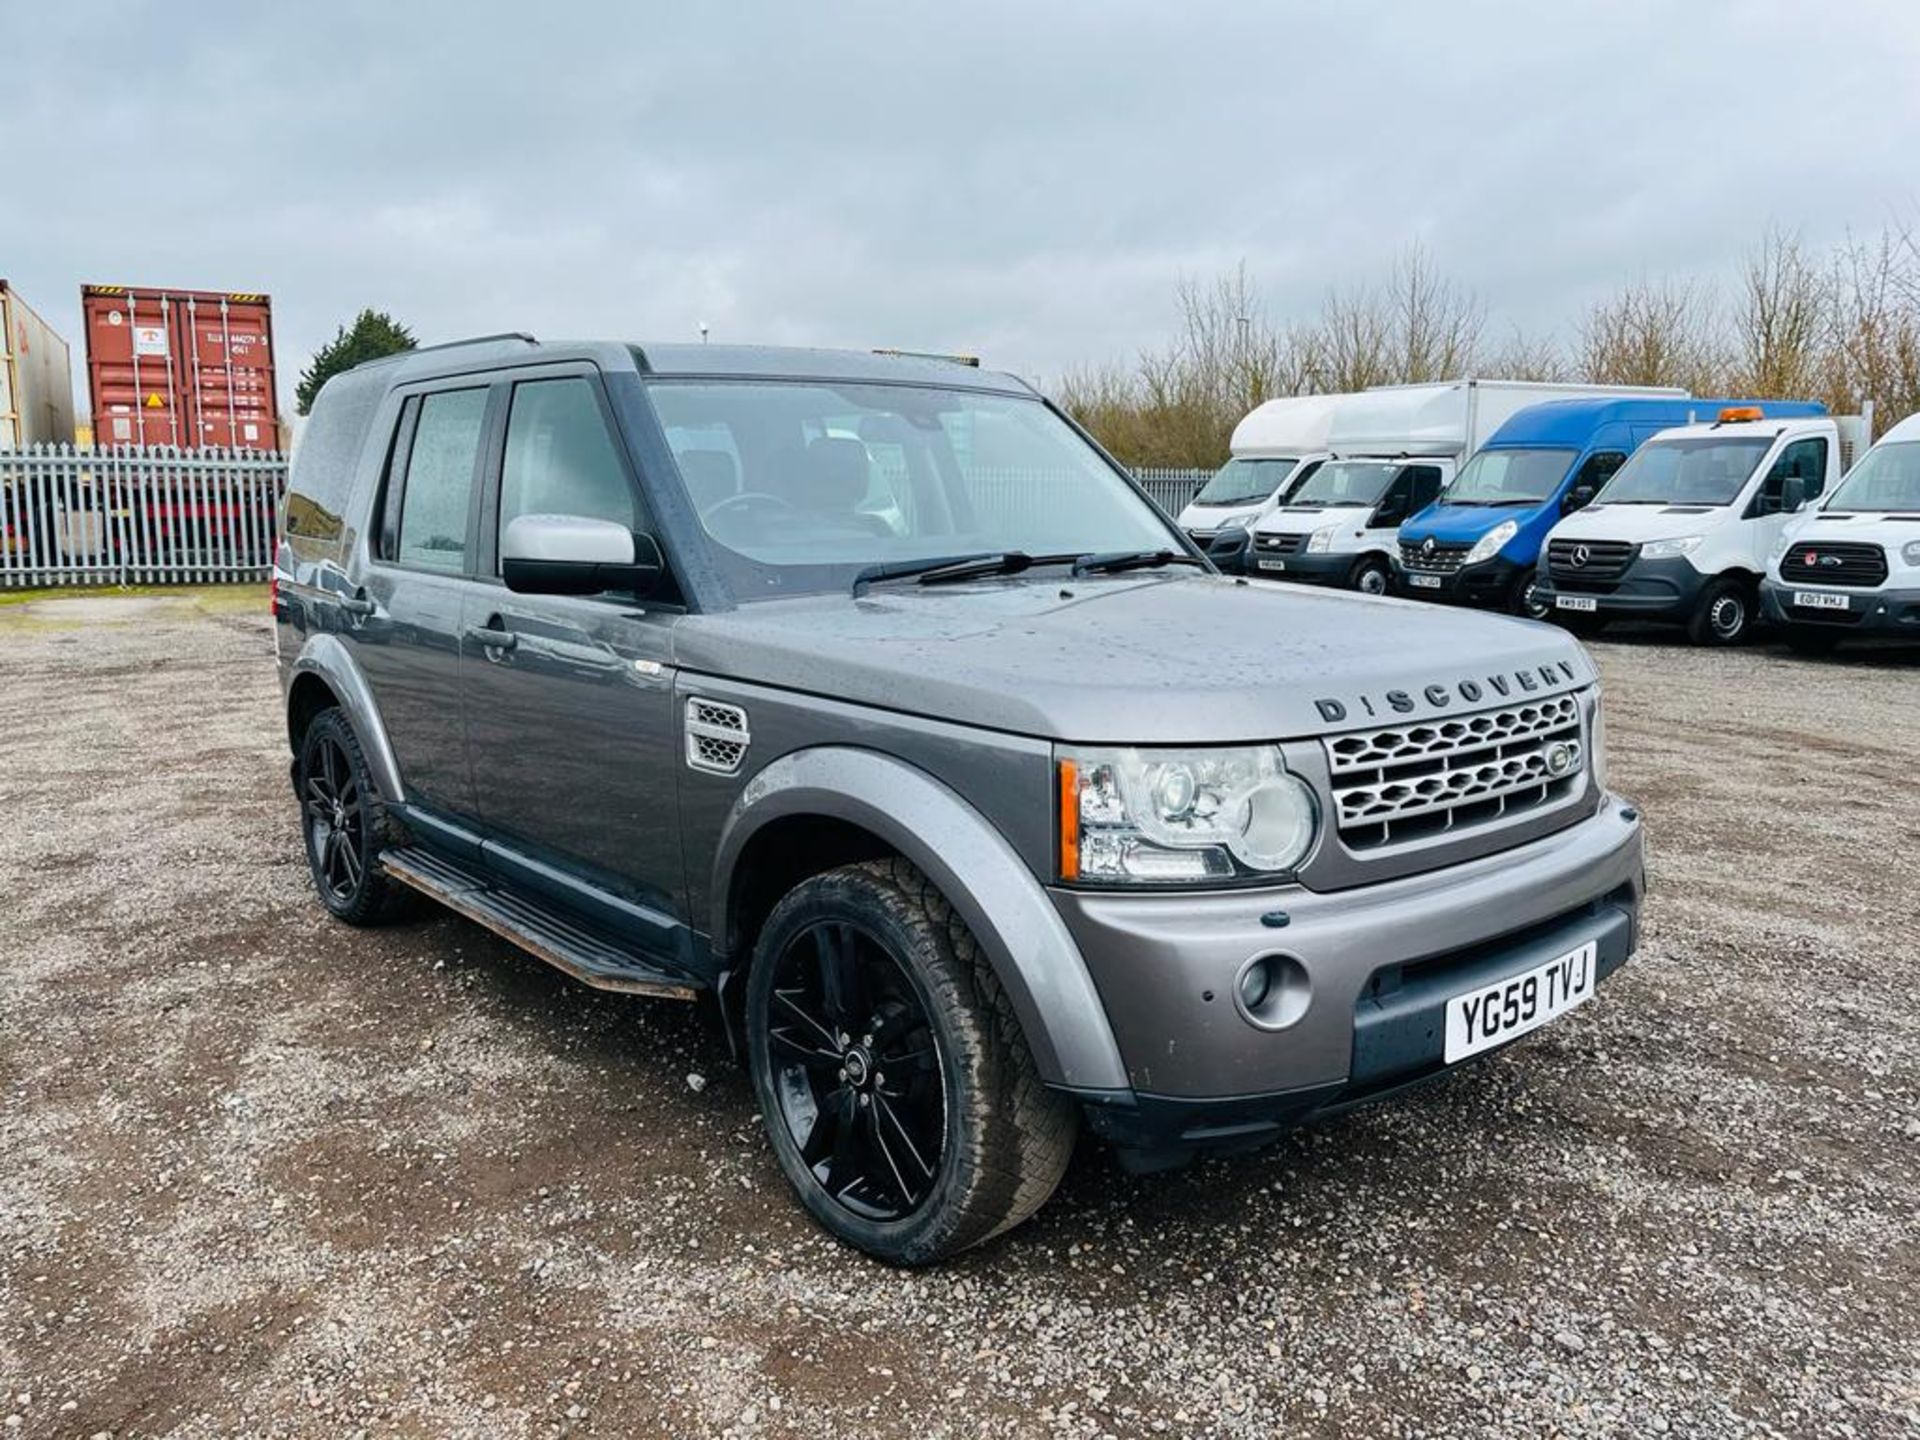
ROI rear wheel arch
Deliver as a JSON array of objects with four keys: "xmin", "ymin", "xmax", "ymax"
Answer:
[{"xmin": 287, "ymin": 671, "xmax": 341, "ymax": 752}]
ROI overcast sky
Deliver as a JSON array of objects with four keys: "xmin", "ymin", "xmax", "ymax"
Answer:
[{"xmin": 6, "ymin": 0, "xmax": 1919, "ymax": 416}]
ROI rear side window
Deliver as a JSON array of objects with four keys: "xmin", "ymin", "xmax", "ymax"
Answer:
[
  {"xmin": 498, "ymin": 378, "xmax": 641, "ymax": 543},
  {"xmin": 283, "ymin": 372, "xmax": 384, "ymax": 543},
  {"xmin": 395, "ymin": 388, "xmax": 488, "ymax": 572}
]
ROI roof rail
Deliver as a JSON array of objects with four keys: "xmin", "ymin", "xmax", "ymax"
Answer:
[
  {"xmin": 350, "ymin": 332, "xmax": 539, "ymax": 372},
  {"xmin": 872, "ymin": 347, "xmax": 981, "ymax": 368}
]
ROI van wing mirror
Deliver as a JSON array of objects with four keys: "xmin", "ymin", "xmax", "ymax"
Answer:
[
  {"xmin": 1563, "ymin": 484, "xmax": 1596, "ymax": 515},
  {"xmin": 1780, "ymin": 476, "xmax": 1808, "ymax": 514},
  {"xmin": 502, "ymin": 514, "xmax": 664, "ymax": 597}
]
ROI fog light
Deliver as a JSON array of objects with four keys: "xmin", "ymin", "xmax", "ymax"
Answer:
[
  {"xmin": 1235, "ymin": 953, "xmax": 1311, "ymax": 1031},
  {"xmin": 1239, "ymin": 958, "xmax": 1273, "ymax": 1010}
]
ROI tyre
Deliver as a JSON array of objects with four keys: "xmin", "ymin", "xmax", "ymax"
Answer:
[
  {"xmin": 295, "ymin": 707, "xmax": 412, "ymax": 925},
  {"xmin": 1350, "ymin": 555, "xmax": 1392, "ymax": 596},
  {"xmin": 1685, "ymin": 577, "xmax": 1754, "ymax": 646},
  {"xmin": 745, "ymin": 858, "xmax": 1077, "ymax": 1265},
  {"xmin": 1511, "ymin": 567, "xmax": 1551, "ymax": 621},
  {"xmin": 1783, "ymin": 627, "xmax": 1840, "ymax": 656}
]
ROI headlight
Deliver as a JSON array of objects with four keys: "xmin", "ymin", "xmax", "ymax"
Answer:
[
  {"xmin": 1221, "ymin": 511, "xmax": 1257, "ymax": 531},
  {"xmin": 1641, "ymin": 535, "xmax": 1703, "ymax": 559},
  {"xmin": 1902, "ymin": 539, "xmax": 1920, "ymax": 567},
  {"xmin": 1058, "ymin": 745, "xmax": 1318, "ymax": 885},
  {"xmin": 1465, "ymin": 519, "xmax": 1518, "ymax": 565},
  {"xmin": 1305, "ymin": 525, "xmax": 1337, "ymax": 554}
]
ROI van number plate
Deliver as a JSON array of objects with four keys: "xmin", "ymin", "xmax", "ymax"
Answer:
[
  {"xmin": 1792, "ymin": 590, "xmax": 1850, "ymax": 611},
  {"xmin": 1444, "ymin": 941, "xmax": 1597, "ymax": 1064},
  {"xmin": 1257, "ymin": 558, "xmax": 1287, "ymax": 571},
  {"xmin": 1555, "ymin": 595, "xmax": 1598, "ymax": 612},
  {"xmin": 1407, "ymin": 573, "xmax": 1442, "ymax": 589}
]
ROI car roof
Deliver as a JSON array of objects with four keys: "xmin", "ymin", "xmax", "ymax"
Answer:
[
  {"xmin": 1486, "ymin": 396, "xmax": 1826, "ymax": 447},
  {"xmin": 350, "ymin": 336, "xmax": 1037, "ymax": 396},
  {"xmin": 1646, "ymin": 412, "xmax": 1833, "ymax": 443}
]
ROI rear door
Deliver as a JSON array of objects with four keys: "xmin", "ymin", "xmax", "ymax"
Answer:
[
  {"xmin": 350, "ymin": 383, "xmax": 496, "ymax": 824},
  {"xmin": 458, "ymin": 367, "xmax": 687, "ymax": 941}
]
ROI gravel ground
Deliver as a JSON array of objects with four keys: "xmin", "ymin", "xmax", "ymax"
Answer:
[{"xmin": 1, "ymin": 590, "xmax": 1916, "ymax": 1439}]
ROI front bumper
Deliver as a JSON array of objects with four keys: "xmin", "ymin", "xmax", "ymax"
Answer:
[
  {"xmin": 1760, "ymin": 578, "xmax": 1920, "ymax": 635},
  {"xmin": 1393, "ymin": 553, "xmax": 1526, "ymax": 605},
  {"xmin": 1052, "ymin": 799, "xmax": 1644, "ymax": 1163},
  {"xmin": 1246, "ymin": 546, "xmax": 1350, "ymax": 585},
  {"xmin": 1535, "ymin": 554, "xmax": 1708, "ymax": 621}
]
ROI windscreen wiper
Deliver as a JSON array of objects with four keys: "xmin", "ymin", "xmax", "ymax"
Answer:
[
  {"xmin": 853, "ymin": 551, "xmax": 1081, "ymax": 594},
  {"xmin": 1071, "ymin": 549, "xmax": 1210, "ymax": 577}
]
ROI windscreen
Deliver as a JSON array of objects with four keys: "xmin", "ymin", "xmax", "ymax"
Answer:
[
  {"xmin": 1284, "ymin": 460, "xmax": 1400, "ymax": 508},
  {"xmin": 1441, "ymin": 448, "xmax": 1574, "ymax": 506},
  {"xmin": 1192, "ymin": 456, "xmax": 1298, "ymax": 506},
  {"xmin": 1823, "ymin": 441, "xmax": 1920, "ymax": 513},
  {"xmin": 646, "ymin": 380, "xmax": 1179, "ymax": 599},
  {"xmin": 1597, "ymin": 436, "xmax": 1774, "ymax": 506}
]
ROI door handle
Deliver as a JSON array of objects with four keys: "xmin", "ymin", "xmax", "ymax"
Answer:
[{"xmin": 464, "ymin": 623, "xmax": 518, "ymax": 652}]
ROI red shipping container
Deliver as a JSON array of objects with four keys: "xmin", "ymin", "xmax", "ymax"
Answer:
[{"xmin": 83, "ymin": 284, "xmax": 281, "ymax": 451}]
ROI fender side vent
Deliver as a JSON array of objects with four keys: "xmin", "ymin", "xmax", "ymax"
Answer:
[{"xmin": 686, "ymin": 698, "xmax": 750, "ymax": 775}]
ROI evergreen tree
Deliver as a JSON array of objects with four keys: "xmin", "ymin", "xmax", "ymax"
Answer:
[{"xmin": 296, "ymin": 310, "xmax": 417, "ymax": 415}]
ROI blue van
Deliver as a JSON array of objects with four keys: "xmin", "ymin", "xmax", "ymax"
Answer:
[{"xmin": 1394, "ymin": 397, "xmax": 1827, "ymax": 617}]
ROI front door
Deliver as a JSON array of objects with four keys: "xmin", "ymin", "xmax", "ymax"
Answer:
[
  {"xmin": 457, "ymin": 370, "xmax": 686, "ymax": 933},
  {"xmin": 1744, "ymin": 434, "xmax": 1830, "ymax": 567}
]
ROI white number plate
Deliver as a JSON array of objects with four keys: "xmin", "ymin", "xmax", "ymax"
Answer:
[
  {"xmin": 1257, "ymin": 558, "xmax": 1287, "ymax": 572},
  {"xmin": 1444, "ymin": 941, "xmax": 1596, "ymax": 1064},
  {"xmin": 1556, "ymin": 594, "xmax": 1598, "ymax": 612},
  {"xmin": 1408, "ymin": 572, "xmax": 1442, "ymax": 589},
  {"xmin": 1792, "ymin": 590, "xmax": 1850, "ymax": 611}
]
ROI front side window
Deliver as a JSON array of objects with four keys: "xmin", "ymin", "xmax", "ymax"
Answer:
[
  {"xmin": 1441, "ymin": 448, "xmax": 1575, "ymax": 506},
  {"xmin": 645, "ymin": 381, "xmax": 1177, "ymax": 600},
  {"xmin": 1756, "ymin": 436, "xmax": 1829, "ymax": 509},
  {"xmin": 1193, "ymin": 456, "xmax": 1298, "ymax": 506},
  {"xmin": 1283, "ymin": 460, "xmax": 1401, "ymax": 508},
  {"xmin": 1596, "ymin": 436, "xmax": 1773, "ymax": 506},
  {"xmin": 499, "ymin": 378, "xmax": 640, "ymax": 543},
  {"xmin": 1824, "ymin": 441, "xmax": 1920, "ymax": 513},
  {"xmin": 395, "ymin": 388, "xmax": 488, "ymax": 572}
]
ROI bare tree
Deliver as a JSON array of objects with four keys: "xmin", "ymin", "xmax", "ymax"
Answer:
[
  {"xmin": 1734, "ymin": 229, "xmax": 1831, "ymax": 399},
  {"xmin": 1827, "ymin": 228, "xmax": 1920, "ymax": 432},
  {"xmin": 1577, "ymin": 277, "xmax": 1729, "ymax": 392},
  {"xmin": 1484, "ymin": 325, "xmax": 1568, "ymax": 382}
]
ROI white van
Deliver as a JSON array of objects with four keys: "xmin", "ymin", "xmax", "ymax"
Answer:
[
  {"xmin": 1176, "ymin": 394, "xmax": 1343, "ymax": 569},
  {"xmin": 1539, "ymin": 406, "xmax": 1867, "ymax": 645},
  {"xmin": 1248, "ymin": 379, "xmax": 1683, "ymax": 594},
  {"xmin": 1760, "ymin": 408, "xmax": 1920, "ymax": 652}
]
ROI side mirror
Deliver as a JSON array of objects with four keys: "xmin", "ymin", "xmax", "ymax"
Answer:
[
  {"xmin": 1780, "ymin": 476, "xmax": 1808, "ymax": 514},
  {"xmin": 502, "ymin": 514, "xmax": 664, "ymax": 597},
  {"xmin": 1563, "ymin": 485, "xmax": 1595, "ymax": 515},
  {"xmin": 1206, "ymin": 526, "xmax": 1250, "ymax": 571}
]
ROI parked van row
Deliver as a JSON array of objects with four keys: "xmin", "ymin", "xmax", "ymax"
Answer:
[{"xmin": 1186, "ymin": 380, "xmax": 1896, "ymax": 650}]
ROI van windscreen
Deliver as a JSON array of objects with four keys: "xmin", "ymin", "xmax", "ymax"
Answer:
[{"xmin": 1597, "ymin": 436, "xmax": 1773, "ymax": 506}]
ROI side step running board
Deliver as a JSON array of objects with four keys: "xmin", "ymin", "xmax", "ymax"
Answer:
[{"xmin": 381, "ymin": 846, "xmax": 700, "ymax": 1001}]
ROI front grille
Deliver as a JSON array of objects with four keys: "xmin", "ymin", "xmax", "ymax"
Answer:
[
  {"xmin": 1323, "ymin": 694, "xmax": 1584, "ymax": 851},
  {"xmin": 1778, "ymin": 541, "xmax": 1888, "ymax": 588},
  {"xmin": 685, "ymin": 698, "xmax": 750, "ymax": 775},
  {"xmin": 1254, "ymin": 531, "xmax": 1306, "ymax": 556},
  {"xmin": 1547, "ymin": 539, "xmax": 1637, "ymax": 583},
  {"xmin": 1398, "ymin": 539, "xmax": 1470, "ymax": 573}
]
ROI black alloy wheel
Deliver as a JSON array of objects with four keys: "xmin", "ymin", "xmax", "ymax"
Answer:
[
  {"xmin": 762, "ymin": 919, "xmax": 947, "ymax": 1223},
  {"xmin": 295, "ymin": 707, "xmax": 410, "ymax": 925},
  {"xmin": 303, "ymin": 730, "xmax": 366, "ymax": 906},
  {"xmin": 745, "ymin": 860, "xmax": 1076, "ymax": 1265}
]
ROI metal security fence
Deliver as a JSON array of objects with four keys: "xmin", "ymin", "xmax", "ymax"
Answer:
[
  {"xmin": 0, "ymin": 444, "xmax": 287, "ymax": 587},
  {"xmin": 1133, "ymin": 467, "xmax": 1211, "ymax": 515}
]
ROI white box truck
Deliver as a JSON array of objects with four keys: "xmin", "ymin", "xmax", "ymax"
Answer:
[
  {"xmin": 0, "ymin": 281, "xmax": 76, "ymax": 448},
  {"xmin": 1247, "ymin": 379, "xmax": 1685, "ymax": 594},
  {"xmin": 1176, "ymin": 394, "xmax": 1345, "ymax": 569}
]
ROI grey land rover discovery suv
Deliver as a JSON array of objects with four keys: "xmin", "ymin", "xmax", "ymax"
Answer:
[{"xmin": 274, "ymin": 337, "xmax": 1644, "ymax": 1265}]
